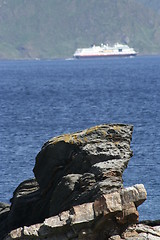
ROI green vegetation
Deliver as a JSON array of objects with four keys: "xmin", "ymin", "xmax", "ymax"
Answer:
[{"xmin": 0, "ymin": 0, "xmax": 160, "ymax": 59}]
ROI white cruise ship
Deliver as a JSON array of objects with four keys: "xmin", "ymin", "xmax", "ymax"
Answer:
[{"xmin": 73, "ymin": 43, "xmax": 137, "ymax": 59}]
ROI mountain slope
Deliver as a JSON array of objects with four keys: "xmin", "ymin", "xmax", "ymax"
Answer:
[
  {"xmin": 138, "ymin": 0, "xmax": 160, "ymax": 12},
  {"xmin": 0, "ymin": 0, "xmax": 159, "ymax": 59}
]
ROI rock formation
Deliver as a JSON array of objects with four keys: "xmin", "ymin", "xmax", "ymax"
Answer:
[{"xmin": 0, "ymin": 124, "xmax": 159, "ymax": 240}]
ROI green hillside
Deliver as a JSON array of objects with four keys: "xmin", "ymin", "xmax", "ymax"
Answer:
[{"xmin": 0, "ymin": 0, "xmax": 160, "ymax": 59}]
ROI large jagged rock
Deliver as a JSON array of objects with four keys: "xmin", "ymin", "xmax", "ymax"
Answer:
[
  {"xmin": 0, "ymin": 124, "xmax": 159, "ymax": 239},
  {"xmin": 33, "ymin": 124, "xmax": 133, "ymax": 217}
]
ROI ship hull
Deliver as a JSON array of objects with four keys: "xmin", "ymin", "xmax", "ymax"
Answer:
[{"xmin": 74, "ymin": 53, "xmax": 137, "ymax": 59}]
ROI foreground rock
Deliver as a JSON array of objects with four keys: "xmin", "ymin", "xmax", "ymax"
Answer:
[
  {"xmin": 4, "ymin": 184, "xmax": 147, "ymax": 240},
  {"xmin": 0, "ymin": 124, "xmax": 159, "ymax": 239}
]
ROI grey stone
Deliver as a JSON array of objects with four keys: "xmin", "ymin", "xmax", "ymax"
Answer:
[{"xmin": 1, "ymin": 124, "xmax": 157, "ymax": 240}]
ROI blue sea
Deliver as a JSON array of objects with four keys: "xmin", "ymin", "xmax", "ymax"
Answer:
[{"xmin": 0, "ymin": 56, "xmax": 160, "ymax": 221}]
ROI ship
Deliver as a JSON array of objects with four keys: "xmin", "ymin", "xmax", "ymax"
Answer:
[{"xmin": 73, "ymin": 43, "xmax": 137, "ymax": 59}]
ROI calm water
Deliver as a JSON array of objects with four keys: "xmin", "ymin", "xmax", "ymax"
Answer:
[{"xmin": 0, "ymin": 57, "xmax": 160, "ymax": 220}]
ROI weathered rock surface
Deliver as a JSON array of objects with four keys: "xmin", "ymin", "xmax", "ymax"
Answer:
[
  {"xmin": 0, "ymin": 124, "xmax": 159, "ymax": 240},
  {"xmin": 33, "ymin": 123, "xmax": 133, "ymax": 217},
  {"xmin": 4, "ymin": 184, "xmax": 147, "ymax": 240}
]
